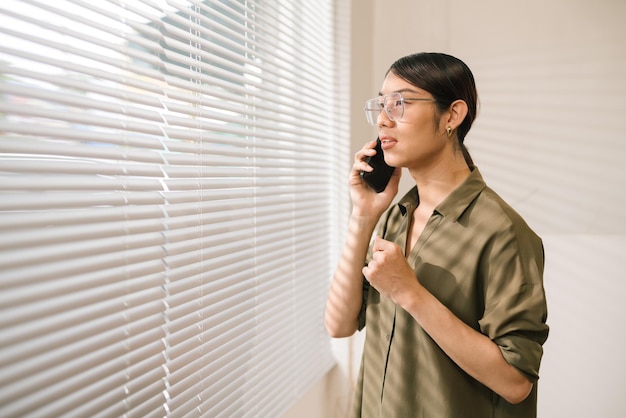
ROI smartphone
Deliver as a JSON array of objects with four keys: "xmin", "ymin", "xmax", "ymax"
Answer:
[{"xmin": 360, "ymin": 137, "xmax": 395, "ymax": 193}]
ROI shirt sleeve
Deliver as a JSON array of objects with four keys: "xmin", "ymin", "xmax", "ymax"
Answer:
[
  {"xmin": 357, "ymin": 279, "xmax": 369, "ymax": 331},
  {"xmin": 477, "ymin": 223, "xmax": 549, "ymax": 382},
  {"xmin": 356, "ymin": 208, "xmax": 395, "ymax": 332}
]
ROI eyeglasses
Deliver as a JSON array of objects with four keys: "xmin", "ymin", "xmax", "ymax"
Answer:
[{"xmin": 364, "ymin": 92, "xmax": 437, "ymax": 126}]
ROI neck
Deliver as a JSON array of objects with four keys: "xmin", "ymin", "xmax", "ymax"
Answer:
[{"xmin": 408, "ymin": 155, "xmax": 471, "ymax": 209}]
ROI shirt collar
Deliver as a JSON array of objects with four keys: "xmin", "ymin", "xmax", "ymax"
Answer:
[{"xmin": 397, "ymin": 167, "xmax": 487, "ymax": 222}]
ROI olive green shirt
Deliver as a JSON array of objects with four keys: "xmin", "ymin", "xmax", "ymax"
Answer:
[{"xmin": 352, "ymin": 168, "xmax": 549, "ymax": 418}]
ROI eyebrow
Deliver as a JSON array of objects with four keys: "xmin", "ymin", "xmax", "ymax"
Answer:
[{"xmin": 378, "ymin": 88, "xmax": 421, "ymax": 96}]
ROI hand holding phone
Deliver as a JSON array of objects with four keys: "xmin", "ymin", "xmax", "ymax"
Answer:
[{"xmin": 360, "ymin": 137, "xmax": 395, "ymax": 193}]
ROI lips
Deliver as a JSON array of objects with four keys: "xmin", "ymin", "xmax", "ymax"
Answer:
[{"xmin": 379, "ymin": 135, "xmax": 397, "ymax": 150}]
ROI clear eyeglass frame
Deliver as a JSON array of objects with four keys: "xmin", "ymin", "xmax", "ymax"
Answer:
[{"xmin": 364, "ymin": 92, "xmax": 437, "ymax": 126}]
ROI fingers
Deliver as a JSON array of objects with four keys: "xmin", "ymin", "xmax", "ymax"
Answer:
[
  {"xmin": 367, "ymin": 238, "xmax": 390, "ymax": 273},
  {"xmin": 354, "ymin": 139, "xmax": 378, "ymax": 162},
  {"xmin": 363, "ymin": 239, "xmax": 391, "ymax": 283},
  {"xmin": 353, "ymin": 139, "xmax": 378, "ymax": 172},
  {"xmin": 372, "ymin": 236, "xmax": 391, "ymax": 253},
  {"xmin": 348, "ymin": 140, "xmax": 397, "ymax": 216}
]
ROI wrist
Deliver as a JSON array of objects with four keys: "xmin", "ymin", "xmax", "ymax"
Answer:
[
  {"xmin": 348, "ymin": 211, "xmax": 380, "ymax": 230},
  {"xmin": 396, "ymin": 279, "xmax": 424, "ymax": 316}
]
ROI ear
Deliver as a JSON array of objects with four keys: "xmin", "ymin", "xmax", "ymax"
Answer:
[{"xmin": 445, "ymin": 99, "xmax": 468, "ymax": 132}]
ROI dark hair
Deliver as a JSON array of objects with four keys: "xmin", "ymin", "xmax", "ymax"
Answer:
[{"xmin": 387, "ymin": 52, "xmax": 477, "ymax": 166}]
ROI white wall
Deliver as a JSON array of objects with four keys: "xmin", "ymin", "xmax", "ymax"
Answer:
[
  {"xmin": 440, "ymin": 2, "xmax": 626, "ymax": 416},
  {"xmin": 283, "ymin": 1, "xmax": 626, "ymax": 417}
]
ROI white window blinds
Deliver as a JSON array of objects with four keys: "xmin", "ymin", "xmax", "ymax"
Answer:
[{"xmin": 0, "ymin": 0, "xmax": 350, "ymax": 417}]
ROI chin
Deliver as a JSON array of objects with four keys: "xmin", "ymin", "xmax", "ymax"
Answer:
[{"xmin": 383, "ymin": 154, "xmax": 400, "ymax": 168}]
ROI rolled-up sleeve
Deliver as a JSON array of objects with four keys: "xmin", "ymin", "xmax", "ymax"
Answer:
[{"xmin": 478, "ymin": 224, "xmax": 549, "ymax": 382}]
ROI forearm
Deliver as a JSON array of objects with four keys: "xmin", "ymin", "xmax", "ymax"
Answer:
[
  {"xmin": 324, "ymin": 214, "xmax": 378, "ymax": 338},
  {"xmin": 400, "ymin": 282, "xmax": 532, "ymax": 404}
]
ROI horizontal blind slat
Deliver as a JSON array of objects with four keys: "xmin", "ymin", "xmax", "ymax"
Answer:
[{"xmin": 0, "ymin": 1, "xmax": 344, "ymax": 417}]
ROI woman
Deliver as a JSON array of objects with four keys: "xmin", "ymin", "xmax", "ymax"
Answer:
[{"xmin": 324, "ymin": 52, "xmax": 549, "ymax": 418}]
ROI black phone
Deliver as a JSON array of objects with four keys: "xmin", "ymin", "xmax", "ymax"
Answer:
[{"xmin": 360, "ymin": 137, "xmax": 395, "ymax": 193}]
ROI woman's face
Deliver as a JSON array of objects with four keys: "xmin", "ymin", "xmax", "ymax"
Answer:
[{"xmin": 377, "ymin": 71, "xmax": 450, "ymax": 171}]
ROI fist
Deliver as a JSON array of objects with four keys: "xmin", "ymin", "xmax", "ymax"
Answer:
[{"xmin": 362, "ymin": 236, "xmax": 418, "ymax": 304}]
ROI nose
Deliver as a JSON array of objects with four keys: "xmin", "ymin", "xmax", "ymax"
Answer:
[{"xmin": 377, "ymin": 107, "xmax": 394, "ymax": 128}]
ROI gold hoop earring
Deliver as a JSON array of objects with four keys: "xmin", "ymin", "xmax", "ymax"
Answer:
[{"xmin": 446, "ymin": 127, "xmax": 452, "ymax": 138}]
